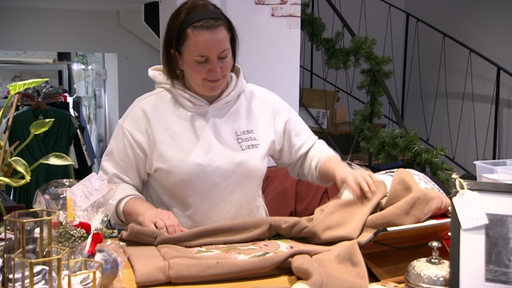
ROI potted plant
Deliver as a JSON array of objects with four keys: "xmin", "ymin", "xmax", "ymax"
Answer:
[
  {"xmin": 0, "ymin": 78, "xmax": 74, "ymax": 232},
  {"xmin": 301, "ymin": 3, "xmax": 454, "ymax": 185}
]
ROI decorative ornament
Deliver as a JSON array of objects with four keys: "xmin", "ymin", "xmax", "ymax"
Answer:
[
  {"xmin": 94, "ymin": 247, "xmax": 120, "ymax": 287},
  {"xmin": 55, "ymin": 222, "xmax": 89, "ymax": 249}
]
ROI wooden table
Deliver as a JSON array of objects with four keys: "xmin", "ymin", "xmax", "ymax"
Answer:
[{"xmin": 362, "ymin": 218, "xmax": 451, "ymax": 283}]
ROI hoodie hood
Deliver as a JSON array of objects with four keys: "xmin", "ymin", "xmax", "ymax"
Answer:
[{"xmin": 148, "ymin": 65, "xmax": 246, "ymax": 113}]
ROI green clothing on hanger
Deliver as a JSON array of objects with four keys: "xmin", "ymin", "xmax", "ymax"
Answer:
[{"xmin": 7, "ymin": 106, "xmax": 76, "ymax": 208}]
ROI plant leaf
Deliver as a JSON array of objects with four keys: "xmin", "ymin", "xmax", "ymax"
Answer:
[
  {"xmin": 39, "ymin": 153, "xmax": 75, "ymax": 165},
  {"xmin": 7, "ymin": 78, "xmax": 49, "ymax": 95},
  {"xmin": 8, "ymin": 157, "xmax": 30, "ymax": 178},
  {"xmin": 30, "ymin": 119, "xmax": 54, "ymax": 135},
  {"xmin": 0, "ymin": 176, "xmax": 30, "ymax": 187}
]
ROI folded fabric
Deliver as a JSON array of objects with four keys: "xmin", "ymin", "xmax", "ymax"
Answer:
[
  {"xmin": 119, "ymin": 169, "xmax": 451, "ymax": 287},
  {"xmin": 120, "ymin": 180, "xmax": 387, "ymax": 287},
  {"xmin": 123, "ymin": 238, "xmax": 369, "ymax": 287},
  {"xmin": 366, "ymin": 168, "xmax": 451, "ymax": 229},
  {"xmin": 357, "ymin": 169, "xmax": 451, "ymax": 245}
]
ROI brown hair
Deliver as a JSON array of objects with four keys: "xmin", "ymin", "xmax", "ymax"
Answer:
[{"xmin": 162, "ymin": 0, "xmax": 238, "ymax": 82}]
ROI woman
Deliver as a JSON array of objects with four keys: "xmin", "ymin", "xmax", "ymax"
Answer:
[{"xmin": 100, "ymin": 0, "xmax": 376, "ymax": 235}]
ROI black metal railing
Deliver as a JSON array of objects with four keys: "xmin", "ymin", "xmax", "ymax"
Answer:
[{"xmin": 300, "ymin": 0, "xmax": 512, "ymax": 177}]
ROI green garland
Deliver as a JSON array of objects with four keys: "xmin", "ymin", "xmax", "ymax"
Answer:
[{"xmin": 301, "ymin": 3, "xmax": 453, "ymax": 185}]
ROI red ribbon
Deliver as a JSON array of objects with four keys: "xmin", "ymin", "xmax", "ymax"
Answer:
[{"xmin": 87, "ymin": 231, "xmax": 104, "ymax": 256}]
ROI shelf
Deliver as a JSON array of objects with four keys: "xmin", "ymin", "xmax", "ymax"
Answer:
[
  {"xmin": 0, "ymin": 62, "xmax": 72, "ymax": 93},
  {"xmin": 0, "ymin": 62, "xmax": 69, "ymax": 70}
]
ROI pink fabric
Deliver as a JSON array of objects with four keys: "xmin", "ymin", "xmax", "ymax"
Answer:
[{"xmin": 262, "ymin": 166, "xmax": 339, "ymax": 217}]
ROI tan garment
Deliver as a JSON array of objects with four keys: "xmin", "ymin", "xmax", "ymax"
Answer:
[
  {"xmin": 119, "ymin": 169, "xmax": 450, "ymax": 287},
  {"xmin": 365, "ymin": 169, "xmax": 451, "ymax": 230}
]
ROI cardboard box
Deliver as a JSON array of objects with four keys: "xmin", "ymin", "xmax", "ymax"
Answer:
[{"xmin": 299, "ymin": 88, "xmax": 347, "ymax": 134}]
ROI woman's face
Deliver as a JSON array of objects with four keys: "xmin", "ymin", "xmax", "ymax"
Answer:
[{"xmin": 177, "ymin": 26, "xmax": 233, "ymax": 103}]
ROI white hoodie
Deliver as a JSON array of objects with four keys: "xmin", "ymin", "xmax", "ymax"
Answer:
[{"xmin": 100, "ymin": 65, "xmax": 338, "ymax": 229}]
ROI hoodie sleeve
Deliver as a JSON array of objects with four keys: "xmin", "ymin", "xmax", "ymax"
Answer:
[
  {"xmin": 99, "ymin": 112, "xmax": 149, "ymax": 227},
  {"xmin": 269, "ymin": 95, "xmax": 339, "ymax": 185}
]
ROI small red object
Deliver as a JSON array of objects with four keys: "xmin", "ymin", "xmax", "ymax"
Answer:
[{"xmin": 74, "ymin": 221, "xmax": 92, "ymax": 234}]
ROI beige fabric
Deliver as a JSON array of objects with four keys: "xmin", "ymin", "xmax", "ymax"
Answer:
[
  {"xmin": 290, "ymin": 241, "xmax": 370, "ymax": 288},
  {"xmin": 365, "ymin": 169, "xmax": 451, "ymax": 229},
  {"xmin": 121, "ymin": 180, "xmax": 388, "ymax": 248},
  {"xmin": 119, "ymin": 169, "xmax": 451, "ymax": 287},
  {"xmin": 120, "ymin": 181, "xmax": 387, "ymax": 287}
]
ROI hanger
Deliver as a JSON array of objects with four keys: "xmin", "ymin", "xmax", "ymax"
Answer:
[
  {"xmin": 19, "ymin": 92, "xmax": 37, "ymax": 106},
  {"xmin": 41, "ymin": 86, "xmax": 62, "ymax": 104},
  {"xmin": 31, "ymin": 98, "xmax": 50, "ymax": 110}
]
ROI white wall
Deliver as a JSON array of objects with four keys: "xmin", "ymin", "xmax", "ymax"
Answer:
[
  {"xmin": 230, "ymin": 1, "xmax": 301, "ymax": 111},
  {"xmin": 403, "ymin": 0, "xmax": 512, "ymax": 167},
  {"xmin": 405, "ymin": 0, "xmax": 512, "ymax": 73}
]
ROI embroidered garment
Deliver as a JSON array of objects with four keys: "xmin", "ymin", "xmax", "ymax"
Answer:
[
  {"xmin": 119, "ymin": 169, "xmax": 451, "ymax": 287},
  {"xmin": 120, "ymin": 181, "xmax": 386, "ymax": 287}
]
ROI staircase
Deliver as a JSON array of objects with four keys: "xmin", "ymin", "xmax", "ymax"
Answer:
[{"xmin": 300, "ymin": 0, "xmax": 512, "ymax": 178}]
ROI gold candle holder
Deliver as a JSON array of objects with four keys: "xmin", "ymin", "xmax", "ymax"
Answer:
[
  {"xmin": 3, "ymin": 209, "xmax": 59, "ymax": 257},
  {"xmin": 2, "ymin": 208, "xmax": 63, "ymax": 288},
  {"xmin": 62, "ymin": 258, "xmax": 103, "ymax": 288},
  {"xmin": 10, "ymin": 245, "xmax": 70, "ymax": 288}
]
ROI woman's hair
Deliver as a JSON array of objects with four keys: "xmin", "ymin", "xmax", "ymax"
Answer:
[{"xmin": 162, "ymin": 0, "xmax": 239, "ymax": 82}]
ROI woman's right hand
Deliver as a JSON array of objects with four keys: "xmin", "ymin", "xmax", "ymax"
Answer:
[
  {"xmin": 139, "ymin": 207, "xmax": 188, "ymax": 234},
  {"xmin": 123, "ymin": 198, "xmax": 188, "ymax": 235}
]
